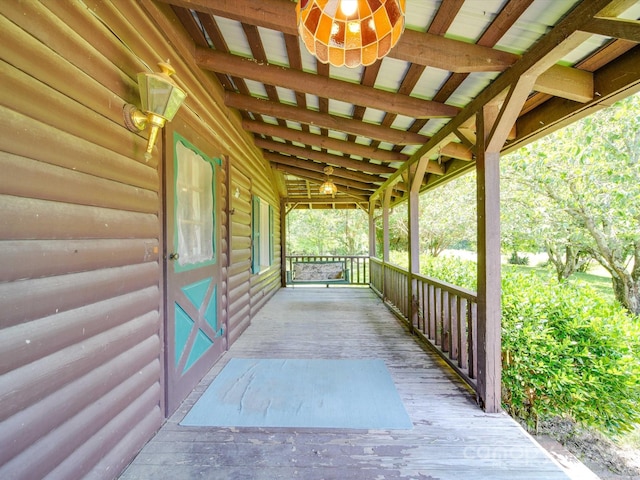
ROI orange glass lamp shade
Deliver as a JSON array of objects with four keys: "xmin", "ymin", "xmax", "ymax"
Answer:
[{"xmin": 296, "ymin": 0, "xmax": 406, "ymax": 68}]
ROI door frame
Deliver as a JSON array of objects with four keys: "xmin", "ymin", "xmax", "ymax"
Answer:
[{"xmin": 162, "ymin": 119, "xmax": 226, "ymax": 416}]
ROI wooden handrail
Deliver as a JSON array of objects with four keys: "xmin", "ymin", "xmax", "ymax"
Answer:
[{"xmin": 370, "ymin": 257, "xmax": 478, "ymax": 393}]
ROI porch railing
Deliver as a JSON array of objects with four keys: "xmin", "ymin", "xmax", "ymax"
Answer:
[
  {"xmin": 286, "ymin": 255, "xmax": 370, "ymax": 285},
  {"xmin": 370, "ymin": 257, "xmax": 478, "ymax": 392}
]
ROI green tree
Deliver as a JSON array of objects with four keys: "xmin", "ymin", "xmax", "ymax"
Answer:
[
  {"xmin": 502, "ymin": 164, "xmax": 592, "ymax": 278},
  {"xmin": 503, "ymin": 93, "xmax": 640, "ymax": 314},
  {"xmin": 419, "ymin": 173, "xmax": 476, "ymax": 256},
  {"xmin": 287, "ymin": 209, "xmax": 369, "ymax": 255}
]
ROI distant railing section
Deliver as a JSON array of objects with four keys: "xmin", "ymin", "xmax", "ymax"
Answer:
[
  {"xmin": 286, "ymin": 255, "xmax": 370, "ymax": 285},
  {"xmin": 370, "ymin": 257, "xmax": 478, "ymax": 391}
]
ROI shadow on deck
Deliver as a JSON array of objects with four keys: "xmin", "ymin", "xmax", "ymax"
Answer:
[{"xmin": 120, "ymin": 287, "xmax": 568, "ymax": 480}]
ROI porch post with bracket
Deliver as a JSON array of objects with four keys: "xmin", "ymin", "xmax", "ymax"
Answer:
[{"xmin": 476, "ymin": 104, "xmax": 502, "ymax": 413}]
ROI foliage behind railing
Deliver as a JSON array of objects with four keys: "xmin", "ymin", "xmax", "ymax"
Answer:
[
  {"xmin": 286, "ymin": 255, "xmax": 370, "ymax": 285},
  {"xmin": 370, "ymin": 257, "xmax": 478, "ymax": 391}
]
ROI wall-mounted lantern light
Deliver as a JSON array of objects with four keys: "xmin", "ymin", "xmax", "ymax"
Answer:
[{"xmin": 124, "ymin": 61, "xmax": 187, "ymax": 161}]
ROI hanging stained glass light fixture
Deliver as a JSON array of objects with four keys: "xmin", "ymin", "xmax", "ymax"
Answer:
[
  {"xmin": 296, "ymin": 0, "xmax": 406, "ymax": 68},
  {"xmin": 319, "ymin": 166, "xmax": 338, "ymax": 195}
]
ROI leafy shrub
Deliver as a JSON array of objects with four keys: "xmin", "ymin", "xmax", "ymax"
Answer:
[
  {"xmin": 420, "ymin": 254, "xmax": 477, "ymax": 290},
  {"xmin": 405, "ymin": 253, "xmax": 640, "ymax": 435},
  {"xmin": 502, "ymin": 272, "xmax": 640, "ymax": 434}
]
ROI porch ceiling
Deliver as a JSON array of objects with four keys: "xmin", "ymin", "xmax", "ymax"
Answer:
[{"xmin": 161, "ymin": 0, "xmax": 640, "ymax": 210}]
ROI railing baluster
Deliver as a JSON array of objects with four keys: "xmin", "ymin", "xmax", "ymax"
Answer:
[
  {"xmin": 365, "ymin": 257, "xmax": 478, "ymax": 393},
  {"xmin": 449, "ymin": 294, "xmax": 458, "ymax": 361}
]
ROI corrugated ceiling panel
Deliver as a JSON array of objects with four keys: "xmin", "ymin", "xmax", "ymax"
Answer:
[
  {"xmin": 213, "ymin": 16, "xmax": 251, "ymax": 57},
  {"xmin": 375, "ymin": 57, "xmax": 410, "ymax": 93},
  {"xmin": 275, "ymin": 86, "xmax": 298, "ymax": 104},
  {"xmin": 560, "ymin": 35, "xmax": 613, "ymax": 66},
  {"xmin": 244, "ymin": 79, "xmax": 268, "ymax": 97},
  {"xmin": 305, "ymin": 93, "xmax": 319, "ymax": 110},
  {"xmin": 411, "ymin": 67, "xmax": 452, "ymax": 101},
  {"xmin": 496, "ymin": 0, "xmax": 581, "ymax": 54},
  {"xmin": 258, "ymin": 26, "xmax": 289, "ymax": 66},
  {"xmin": 330, "ymin": 64, "xmax": 364, "ymax": 83},
  {"xmin": 362, "ymin": 108, "xmax": 386, "ymax": 123},
  {"xmin": 448, "ymin": 72, "xmax": 500, "ymax": 107},
  {"xmin": 328, "ymin": 99, "xmax": 354, "ymax": 117},
  {"xmin": 446, "ymin": 0, "xmax": 509, "ymax": 42},
  {"xmin": 391, "ymin": 115, "xmax": 415, "ymax": 131}
]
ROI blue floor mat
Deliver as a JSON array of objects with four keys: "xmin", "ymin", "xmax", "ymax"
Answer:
[{"xmin": 180, "ymin": 358, "xmax": 413, "ymax": 430}]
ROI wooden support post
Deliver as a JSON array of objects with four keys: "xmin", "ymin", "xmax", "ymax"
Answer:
[
  {"xmin": 368, "ymin": 200, "xmax": 376, "ymax": 258},
  {"xmin": 476, "ymin": 105, "xmax": 502, "ymax": 413},
  {"xmin": 382, "ymin": 188, "xmax": 393, "ymax": 299},
  {"xmin": 280, "ymin": 199, "xmax": 287, "ymax": 287},
  {"xmin": 408, "ymin": 157, "xmax": 429, "ymax": 333},
  {"xmin": 382, "ymin": 189, "xmax": 392, "ymax": 263}
]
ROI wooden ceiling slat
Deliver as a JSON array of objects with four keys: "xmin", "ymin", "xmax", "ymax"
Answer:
[
  {"xmin": 283, "ymin": 32, "xmax": 310, "ymax": 134},
  {"xmin": 170, "ymin": 5, "xmax": 208, "ymax": 47}
]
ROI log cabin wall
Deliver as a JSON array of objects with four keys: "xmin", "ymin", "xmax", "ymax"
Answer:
[{"xmin": 0, "ymin": 1, "xmax": 281, "ymax": 478}]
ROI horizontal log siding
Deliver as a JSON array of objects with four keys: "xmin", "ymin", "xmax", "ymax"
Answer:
[
  {"xmin": 1, "ymin": 0, "xmax": 282, "ymax": 477},
  {"xmin": 228, "ymin": 165, "xmax": 253, "ymax": 343},
  {"xmin": 0, "ymin": 2, "xmax": 163, "ymax": 477}
]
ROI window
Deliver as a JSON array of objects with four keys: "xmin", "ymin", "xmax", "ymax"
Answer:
[
  {"xmin": 175, "ymin": 141, "xmax": 215, "ymax": 268},
  {"xmin": 251, "ymin": 195, "xmax": 274, "ymax": 274}
]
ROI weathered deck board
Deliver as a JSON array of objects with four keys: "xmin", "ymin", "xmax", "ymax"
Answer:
[{"xmin": 120, "ymin": 287, "xmax": 568, "ymax": 480}]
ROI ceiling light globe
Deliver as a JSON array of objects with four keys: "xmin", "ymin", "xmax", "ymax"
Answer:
[{"xmin": 297, "ymin": 0, "xmax": 406, "ymax": 68}]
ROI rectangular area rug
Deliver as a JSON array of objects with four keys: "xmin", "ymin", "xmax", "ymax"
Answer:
[{"xmin": 180, "ymin": 358, "xmax": 413, "ymax": 430}]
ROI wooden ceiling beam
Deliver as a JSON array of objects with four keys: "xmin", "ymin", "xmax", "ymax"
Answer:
[
  {"xmin": 372, "ymin": 0, "xmax": 623, "ymax": 199},
  {"xmin": 272, "ymin": 164, "xmax": 376, "ymax": 193},
  {"xmin": 226, "ymin": 92, "xmax": 429, "ymax": 145},
  {"xmin": 285, "ymin": 197, "xmax": 367, "ymax": 204},
  {"xmin": 264, "ymin": 152, "xmax": 387, "ymax": 185},
  {"xmin": 163, "ymin": 0, "xmax": 518, "ymax": 73},
  {"xmin": 243, "ymin": 120, "xmax": 407, "ymax": 165},
  {"xmin": 582, "ymin": 17, "xmax": 640, "ymax": 43},
  {"xmin": 512, "ymin": 45, "xmax": 640, "ymax": 150},
  {"xmin": 253, "ymin": 138, "xmax": 397, "ymax": 174},
  {"xmin": 535, "ymin": 65, "xmax": 594, "ymax": 103},
  {"xmin": 261, "ymin": 141, "xmax": 443, "ymax": 178},
  {"xmin": 195, "ymin": 48, "xmax": 458, "ymax": 119},
  {"xmin": 247, "ymin": 120, "xmax": 471, "ymax": 164},
  {"xmin": 178, "ymin": 0, "xmax": 593, "ymax": 105}
]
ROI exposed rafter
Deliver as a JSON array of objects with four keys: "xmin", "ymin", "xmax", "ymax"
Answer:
[
  {"xmin": 162, "ymin": 0, "xmax": 519, "ymax": 72},
  {"xmin": 163, "ymin": 0, "xmax": 640, "ymax": 210},
  {"xmin": 226, "ymin": 93, "xmax": 429, "ymax": 145},
  {"xmin": 196, "ymin": 48, "xmax": 459, "ymax": 119}
]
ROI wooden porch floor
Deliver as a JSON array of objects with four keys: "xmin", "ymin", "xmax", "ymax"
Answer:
[{"xmin": 120, "ymin": 287, "xmax": 569, "ymax": 480}]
